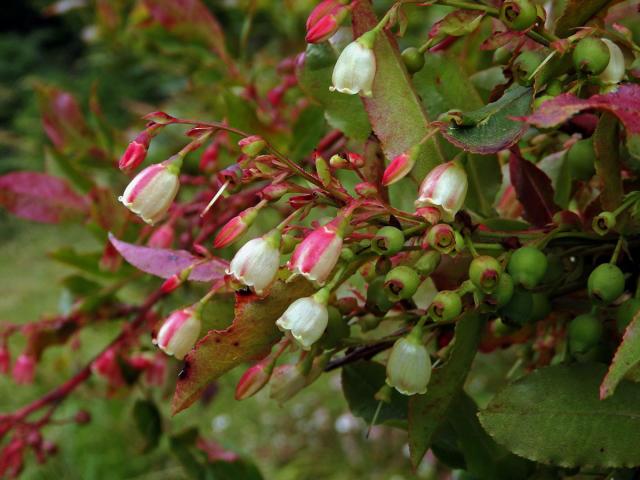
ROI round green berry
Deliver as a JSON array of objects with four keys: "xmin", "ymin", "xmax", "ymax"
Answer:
[
  {"xmin": 366, "ymin": 276, "xmax": 394, "ymax": 315},
  {"xmin": 372, "ymin": 226, "xmax": 405, "ymax": 255},
  {"xmin": 493, "ymin": 46, "xmax": 512, "ymax": 65},
  {"xmin": 401, "ymin": 47, "xmax": 425, "ymax": 74},
  {"xmin": 514, "ymin": 50, "xmax": 544, "ymax": 86},
  {"xmin": 573, "ymin": 38, "xmax": 610, "ymax": 76},
  {"xmin": 568, "ymin": 313, "xmax": 603, "ymax": 354},
  {"xmin": 430, "ymin": 290, "xmax": 463, "ymax": 322},
  {"xmin": 469, "ymin": 255, "xmax": 502, "ymax": 294},
  {"xmin": 546, "ymin": 79, "xmax": 563, "ymax": 96},
  {"xmin": 567, "ymin": 138, "xmax": 596, "ymax": 181},
  {"xmin": 616, "ymin": 298, "xmax": 640, "ymax": 333},
  {"xmin": 499, "ymin": 0, "xmax": 538, "ymax": 31},
  {"xmin": 507, "ymin": 246, "xmax": 548, "ymax": 289},
  {"xmin": 588, "ymin": 263, "xmax": 625, "ymax": 305},
  {"xmin": 384, "ymin": 266, "xmax": 421, "ymax": 301}
]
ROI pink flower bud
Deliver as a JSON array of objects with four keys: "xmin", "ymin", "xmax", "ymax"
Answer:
[
  {"xmin": 382, "ymin": 145, "xmax": 419, "ymax": 186},
  {"xmin": 145, "ymin": 353, "xmax": 167, "ymax": 386},
  {"xmin": 91, "ymin": 348, "xmax": 124, "ymax": 387},
  {"xmin": 119, "ymin": 131, "xmax": 151, "ymax": 171},
  {"xmin": 119, "ymin": 161, "xmax": 180, "ymax": 225},
  {"xmin": 235, "ymin": 359, "xmax": 272, "ymax": 400},
  {"xmin": 213, "ymin": 203, "xmax": 263, "ymax": 249},
  {"xmin": 306, "ymin": 0, "xmax": 348, "ymax": 43},
  {"xmin": 161, "ymin": 274, "xmax": 182, "ymax": 293},
  {"xmin": 227, "ymin": 230, "xmax": 281, "ymax": 295},
  {"xmin": 12, "ymin": 354, "xmax": 35, "ymax": 385},
  {"xmin": 347, "ymin": 151, "xmax": 364, "ymax": 168},
  {"xmin": 155, "ymin": 308, "xmax": 201, "ymax": 360},
  {"xmin": 276, "ymin": 289, "xmax": 330, "ymax": 350},
  {"xmin": 238, "ymin": 135, "xmax": 266, "ymax": 157},
  {"xmin": 143, "ymin": 111, "xmax": 176, "ymax": 124},
  {"xmin": 269, "ymin": 364, "xmax": 307, "ymax": 404},
  {"xmin": 0, "ymin": 344, "xmax": 10, "ymax": 374},
  {"xmin": 288, "ymin": 216, "xmax": 345, "ymax": 285},
  {"xmin": 415, "ymin": 161, "xmax": 468, "ymax": 222},
  {"xmin": 330, "ymin": 31, "xmax": 377, "ymax": 97},
  {"xmin": 355, "ymin": 181, "xmax": 378, "ymax": 197},
  {"xmin": 260, "ymin": 182, "xmax": 291, "ymax": 201},
  {"xmin": 148, "ymin": 223, "xmax": 175, "ymax": 249}
]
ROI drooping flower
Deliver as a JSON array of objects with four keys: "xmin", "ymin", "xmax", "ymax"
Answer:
[
  {"xmin": 276, "ymin": 289, "xmax": 330, "ymax": 350},
  {"xmin": 288, "ymin": 216, "xmax": 346, "ymax": 285},
  {"xmin": 330, "ymin": 30, "xmax": 377, "ymax": 97},
  {"xmin": 386, "ymin": 327, "xmax": 432, "ymax": 396},
  {"xmin": 227, "ymin": 230, "xmax": 281, "ymax": 295},
  {"xmin": 599, "ymin": 39, "xmax": 625, "ymax": 85},
  {"xmin": 415, "ymin": 161, "xmax": 468, "ymax": 222},
  {"xmin": 155, "ymin": 308, "xmax": 201, "ymax": 360},
  {"xmin": 119, "ymin": 161, "xmax": 180, "ymax": 225}
]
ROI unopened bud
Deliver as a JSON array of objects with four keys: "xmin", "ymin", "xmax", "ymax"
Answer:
[
  {"xmin": 238, "ymin": 135, "xmax": 267, "ymax": 157},
  {"xmin": 315, "ymin": 154, "xmax": 332, "ymax": 187},
  {"xmin": 329, "ymin": 154, "xmax": 349, "ymax": 169},
  {"xmin": 235, "ymin": 359, "xmax": 273, "ymax": 400},
  {"xmin": 355, "ymin": 181, "xmax": 378, "ymax": 197}
]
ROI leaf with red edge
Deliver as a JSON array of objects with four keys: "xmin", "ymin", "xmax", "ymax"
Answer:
[
  {"xmin": 0, "ymin": 172, "xmax": 88, "ymax": 223},
  {"xmin": 601, "ymin": 308, "xmax": 640, "ymax": 399},
  {"xmin": 109, "ymin": 234, "xmax": 227, "ymax": 282},
  {"xmin": 172, "ymin": 277, "xmax": 315, "ymax": 414},
  {"xmin": 509, "ymin": 152, "xmax": 559, "ymax": 227},
  {"xmin": 142, "ymin": 0, "xmax": 232, "ymax": 70},
  {"xmin": 351, "ymin": 2, "xmax": 444, "ymax": 181},
  {"xmin": 520, "ymin": 85, "xmax": 640, "ymax": 159}
]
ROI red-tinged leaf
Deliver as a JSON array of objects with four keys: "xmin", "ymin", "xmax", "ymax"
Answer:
[
  {"xmin": 593, "ymin": 113, "xmax": 624, "ymax": 211},
  {"xmin": 408, "ymin": 312, "xmax": 483, "ymax": 467},
  {"xmin": 351, "ymin": 2, "xmax": 444, "ymax": 182},
  {"xmin": 172, "ymin": 277, "xmax": 315, "ymax": 414},
  {"xmin": 520, "ymin": 85, "xmax": 640, "ymax": 159},
  {"xmin": 601, "ymin": 308, "xmax": 640, "ymax": 399},
  {"xmin": 509, "ymin": 152, "xmax": 559, "ymax": 227},
  {"xmin": 0, "ymin": 172, "xmax": 88, "ymax": 223},
  {"xmin": 429, "ymin": 10, "xmax": 484, "ymax": 41},
  {"xmin": 554, "ymin": 0, "xmax": 613, "ymax": 38},
  {"xmin": 142, "ymin": 0, "xmax": 233, "ymax": 70},
  {"xmin": 36, "ymin": 85, "xmax": 89, "ymax": 151},
  {"xmin": 108, "ymin": 234, "xmax": 227, "ymax": 282}
]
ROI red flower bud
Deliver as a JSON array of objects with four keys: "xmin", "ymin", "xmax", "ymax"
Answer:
[
  {"xmin": 306, "ymin": 0, "xmax": 348, "ymax": 44},
  {"xmin": 148, "ymin": 223, "xmax": 175, "ymax": 249},
  {"xmin": 119, "ymin": 131, "xmax": 151, "ymax": 171},
  {"xmin": 12, "ymin": 354, "xmax": 35, "ymax": 385},
  {"xmin": 235, "ymin": 359, "xmax": 272, "ymax": 400}
]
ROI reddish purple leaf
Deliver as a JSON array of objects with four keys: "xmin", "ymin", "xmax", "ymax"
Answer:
[
  {"xmin": 109, "ymin": 234, "xmax": 227, "ymax": 282},
  {"xmin": 509, "ymin": 152, "xmax": 559, "ymax": 227},
  {"xmin": 520, "ymin": 84, "xmax": 640, "ymax": 158},
  {"xmin": 36, "ymin": 85, "xmax": 88, "ymax": 151},
  {"xmin": 0, "ymin": 172, "xmax": 88, "ymax": 223}
]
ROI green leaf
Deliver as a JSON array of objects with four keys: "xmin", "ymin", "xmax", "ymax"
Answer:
[
  {"xmin": 341, "ymin": 360, "xmax": 408, "ymax": 427},
  {"xmin": 594, "ymin": 112, "xmax": 623, "ymax": 212},
  {"xmin": 412, "ymin": 53, "xmax": 485, "ymax": 160},
  {"xmin": 352, "ymin": 2, "xmax": 444, "ymax": 181},
  {"xmin": 408, "ymin": 312, "xmax": 483, "ymax": 467},
  {"xmin": 297, "ymin": 43, "xmax": 371, "ymax": 141},
  {"xmin": 553, "ymin": 152, "xmax": 572, "ymax": 208},
  {"xmin": 172, "ymin": 277, "xmax": 315, "ymax": 414},
  {"xmin": 204, "ymin": 460, "xmax": 264, "ymax": 480},
  {"xmin": 290, "ymin": 106, "xmax": 327, "ymax": 162},
  {"xmin": 49, "ymin": 246, "xmax": 119, "ymax": 279},
  {"xmin": 479, "ymin": 363, "xmax": 640, "ymax": 468},
  {"xmin": 440, "ymin": 85, "xmax": 532, "ymax": 155},
  {"xmin": 554, "ymin": 0, "xmax": 613, "ymax": 38},
  {"xmin": 448, "ymin": 393, "xmax": 534, "ymax": 480},
  {"xmin": 463, "ymin": 154, "xmax": 501, "ymax": 218},
  {"xmin": 133, "ymin": 399, "xmax": 163, "ymax": 452},
  {"xmin": 601, "ymin": 308, "xmax": 640, "ymax": 399}
]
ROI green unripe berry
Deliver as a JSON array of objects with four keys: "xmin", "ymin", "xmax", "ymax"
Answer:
[
  {"xmin": 492, "ymin": 317, "xmax": 516, "ymax": 336},
  {"xmin": 588, "ymin": 263, "xmax": 625, "ymax": 305},
  {"xmin": 616, "ymin": 298, "xmax": 640, "ymax": 333},
  {"xmin": 384, "ymin": 266, "xmax": 421, "ymax": 301},
  {"xmin": 340, "ymin": 247, "xmax": 355, "ymax": 262},
  {"xmin": 500, "ymin": 0, "xmax": 538, "ymax": 31},
  {"xmin": 507, "ymin": 246, "xmax": 548, "ymax": 289},
  {"xmin": 494, "ymin": 272, "xmax": 515, "ymax": 308},
  {"xmin": 493, "ymin": 46, "xmax": 512, "ymax": 65},
  {"xmin": 401, "ymin": 47, "xmax": 425, "ymax": 74},
  {"xmin": 514, "ymin": 50, "xmax": 544, "ymax": 86},
  {"xmin": 592, "ymin": 211, "xmax": 616, "ymax": 236},
  {"xmin": 372, "ymin": 226, "xmax": 405, "ymax": 255},
  {"xmin": 366, "ymin": 276, "xmax": 394, "ymax": 315},
  {"xmin": 430, "ymin": 290, "xmax": 463, "ymax": 322},
  {"xmin": 573, "ymin": 38, "xmax": 610, "ymax": 76},
  {"xmin": 568, "ymin": 313, "xmax": 603, "ymax": 354},
  {"xmin": 500, "ymin": 289, "xmax": 550, "ymax": 325},
  {"xmin": 320, "ymin": 306, "xmax": 350, "ymax": 349},
  {"xmin": 567, "ymin": 138, "xmax": 596, "ymax": 181},
  {"xmin": 546, "ymin": 79, "xmax": 563, "ymax": 96},
  {"xmin": 469, "ymin": 255, "xmax": 502, "ymax": 294},
  {"xmin": 415, "ymin": 251, "xmax": 441, "ymax": 276}
]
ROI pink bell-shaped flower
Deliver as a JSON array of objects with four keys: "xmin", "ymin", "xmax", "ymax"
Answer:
[
  {"xmin": 155, "ymin": 308, "xmax": 201, "ymax": 360},
  {"xmin": 415, "ymin": 161, "xmax": 468, "ymax": 222}
]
